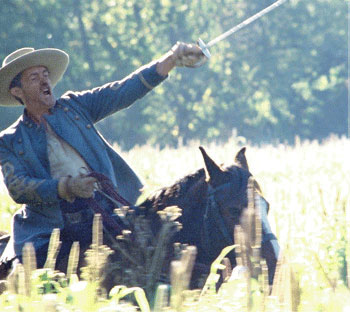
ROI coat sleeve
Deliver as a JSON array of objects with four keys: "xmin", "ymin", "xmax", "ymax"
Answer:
[
  {"xmin": 0, "ymin": 142, "xmax": 60, "ymax": 205},
  {"xmin": 61, "ymin": 62, "xmax": 167, "ymax": 123}
]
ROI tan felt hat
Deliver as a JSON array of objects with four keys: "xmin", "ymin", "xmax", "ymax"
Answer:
[{"xmin": 0, "ymin": 47, "xmax": 69, "ymax": 106}]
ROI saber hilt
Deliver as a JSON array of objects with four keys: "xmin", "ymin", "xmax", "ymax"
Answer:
[{"xmin": 198, "ymin": 38, "xmax": 211, "ymax": 60}]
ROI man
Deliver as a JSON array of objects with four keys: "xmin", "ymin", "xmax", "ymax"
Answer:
[{"xmin": 0, "ymin": 43, "xmax": 206, "ymax": 273}]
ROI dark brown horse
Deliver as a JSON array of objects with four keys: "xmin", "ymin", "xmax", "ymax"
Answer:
[
  {"xmin": 100, "ymin": 146, "xmax": 279, "ymax": 294},
  {"xmin": 142, "ymin": 147, "xmax": 279, "ymax": 282}
]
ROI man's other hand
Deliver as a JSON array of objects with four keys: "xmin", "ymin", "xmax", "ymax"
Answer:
[{"xmin": 58, "ymin": 175, "xmax": 97, "ymax": 202}]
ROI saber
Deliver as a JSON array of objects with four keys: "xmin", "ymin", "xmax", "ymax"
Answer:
[{"xmin": 198, "ymin": 0, "xmax": 288, "ymax": 60}]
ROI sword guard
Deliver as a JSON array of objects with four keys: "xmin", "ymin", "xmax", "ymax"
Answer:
[
  {"xmin": 177, "ymin": 38, "xmax": 210, "ymax": 68},
  {"xmin": 197, "ymin": 38, "xmax": 211, "ymax": 60}
]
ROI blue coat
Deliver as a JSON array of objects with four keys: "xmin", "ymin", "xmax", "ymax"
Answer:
[{"xmin": 0, "ymin": 63, "xmax": 167, "ymax": 260}]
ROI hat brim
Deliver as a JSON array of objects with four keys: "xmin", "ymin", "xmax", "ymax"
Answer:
[{"xmin": 0, "ymin": 48, "xmax": 69, "ymax": 106}]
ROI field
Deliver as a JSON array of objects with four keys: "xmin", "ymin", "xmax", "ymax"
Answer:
[{"xmin": 0, "ymin": 135, "xmax": 349, "ymax": 311}]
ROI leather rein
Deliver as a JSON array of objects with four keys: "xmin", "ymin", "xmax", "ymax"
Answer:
[{"xmin": 86, "ymin": 171, "xmax": 133, "ymax": 236}]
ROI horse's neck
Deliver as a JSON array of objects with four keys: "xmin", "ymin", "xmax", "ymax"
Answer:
[
  {"xmin": 181, "ymin": 177, "xmax": 208, "ymax": 210},
  {"xmin": 141, "ymin": 169, "xmax": 208, "ymax": 212}
]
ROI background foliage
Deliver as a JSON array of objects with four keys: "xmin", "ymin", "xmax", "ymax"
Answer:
[{"xmin": 0, "ymin": 0, "xmax": 347, "ymax": 149}]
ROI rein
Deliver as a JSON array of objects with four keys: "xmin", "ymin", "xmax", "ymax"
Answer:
[
  {"xmin": 85, "ymin": 171, "xmax": 133, "ymax": 236},
  {"xmin": 88, "ymin": 171, "xmax": 132, "ymax": 207}
]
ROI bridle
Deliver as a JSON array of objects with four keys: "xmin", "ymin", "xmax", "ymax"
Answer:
[{"xmin": 202, "ymin": 180, "xmax": 247, "ymax": 260}]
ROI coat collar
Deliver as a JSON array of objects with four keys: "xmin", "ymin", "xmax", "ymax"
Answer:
[{"xmin": 22, "ymin": 103, "xmax": 58, "ymax": 128}]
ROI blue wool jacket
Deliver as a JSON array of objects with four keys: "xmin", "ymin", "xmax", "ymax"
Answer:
[{"xmin": 0, "ymin": 62, "xmax": 167, "ymax": 260}]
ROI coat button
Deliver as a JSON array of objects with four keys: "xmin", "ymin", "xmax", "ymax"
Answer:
[
  {"xmin": 86, "ymin": 124, "xmax": 92, "ymax": 129},
  {"xmin": 64, "ymin": 107, "xmax": 69, "ymax": 112},
  {"xmin": 18, "ymin": 138, "xmax": 22, "ymax": 143},
  {"xmin": 75, "ymin": 115, "xmax": 80, "ymax": 120}
]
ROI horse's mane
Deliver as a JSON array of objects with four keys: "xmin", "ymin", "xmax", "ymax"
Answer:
[{"xmin": 141, "ymin": 168, "xmax": 206, "ymax": 209}]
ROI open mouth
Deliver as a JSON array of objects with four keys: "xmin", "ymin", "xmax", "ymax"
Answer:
[{"xmin": 42, "ymin": 88, "xmax": 51, "ymax": 96}]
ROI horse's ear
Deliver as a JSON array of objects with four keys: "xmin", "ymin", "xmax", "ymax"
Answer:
[
  {"xmin": 235, "ymin": 147, "xmax": 249, "ymax": 171},
  {"xmin": 199, "ymin": 146, "xmax": 223, "ymax": 180}
]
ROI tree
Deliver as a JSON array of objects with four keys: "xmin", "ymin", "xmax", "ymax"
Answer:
[{"xmin": 0, "ymin": 0, "xmax": 347, "ymax": 148}]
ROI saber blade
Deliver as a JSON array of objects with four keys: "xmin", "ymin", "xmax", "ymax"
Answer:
[
  {"xmin": 207, "ymin": 0, "xmax": 288, "ymax": 48},
  {"xmin": 197, "ymin": 0, "xmax": 288, "ymax": 61}
]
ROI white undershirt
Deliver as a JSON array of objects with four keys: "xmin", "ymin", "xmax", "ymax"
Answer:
[{"xmin": 46, "ymin": 124, "xmax": 89, "ymax": 179}]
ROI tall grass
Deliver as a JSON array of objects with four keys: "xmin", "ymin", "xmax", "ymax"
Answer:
[
  {"xmin": 0, "ymin": 135, "xmax": 349, "ymax": 311},
  {"xmin": 121, "ymin": 134, "xmax": 350, "ymax": 310}
]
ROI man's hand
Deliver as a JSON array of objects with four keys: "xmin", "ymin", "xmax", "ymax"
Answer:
[
  {"xmin": 156, "ymin": 41, "xmax": 207, "ymax": 76},
  {"xmin": 58, "ymin": 175, "xmax": 97, "ymax": 203},
  {"xmin": 170, "ymin": 41, "xmax": 207, "ymax": 68}
]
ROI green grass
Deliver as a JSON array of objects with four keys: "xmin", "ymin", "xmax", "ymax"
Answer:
[{"xmin": 0, "ymin": 135, "xmax": 349, "ymax": 311}]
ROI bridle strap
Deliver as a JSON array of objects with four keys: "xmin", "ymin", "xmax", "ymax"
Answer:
[
  {"xmin": 207, "ymin": 182, "xmax": 232, "ymax": 195},
  {"xmin": 202, "ymin": 183, "xmax": 235, "ymax": 259},
  {"xmin": 208, "ymin": 184, "xmax": 234, "ymax": 245}
]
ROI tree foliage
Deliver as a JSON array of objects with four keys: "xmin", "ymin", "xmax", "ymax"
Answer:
[{"xmin": 0, "ymin": 0, "xmax": 347, "ymax": 148}]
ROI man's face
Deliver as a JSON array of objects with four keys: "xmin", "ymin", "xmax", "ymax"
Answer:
[{"xmin": 15, "ymin": 66, "xmax": 56, "ymax": 110}]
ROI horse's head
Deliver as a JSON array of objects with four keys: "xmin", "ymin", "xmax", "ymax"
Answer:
[
  {"xmin": 199, "ymin": 146, "xmax": 279, "ymax": 285},
  {"xmin": 199, "ymin": 146, "xmax": 254, "ymax": 221},
  {"xmin": 198, "ymin": 146, "xmax": 266, "ymax": 264}
]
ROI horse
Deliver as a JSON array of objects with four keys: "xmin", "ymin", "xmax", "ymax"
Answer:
[{"xmin": 100, "ymin": 146, "xmax": 280, "ymax": 294}]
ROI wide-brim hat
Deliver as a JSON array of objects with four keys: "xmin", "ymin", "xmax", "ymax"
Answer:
[{"xmin": 0, "ymin": 47, "xmax": 69, "ymax": 106}]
